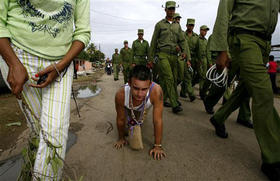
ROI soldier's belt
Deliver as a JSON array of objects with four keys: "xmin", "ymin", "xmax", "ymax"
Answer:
[
  {"xmin": 159, "ymin": 48, "xmax": 177, "ymax": 55},
  {"xmin": 230, "ymin": 28, "xmax": 271, "ymax": 41},
  {"xmin": 134, "ymin": 55, "xmax": 147, "ymax": 58}
]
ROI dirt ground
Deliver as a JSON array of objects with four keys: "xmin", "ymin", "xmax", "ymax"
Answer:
[
  {"xmin": 64, "ymin": 73, "xmax": 280, "ymax": 181},
  {"xmin": 0, "ymin": 72, "xmax": 279, "ymax": 180},
  {"xmin": 0, "ymin": 88, "xmax": 27, "ymax": 156},
  {"xmin": 0, "ymin": 69, "xmax": 104, "ymax": 161}
]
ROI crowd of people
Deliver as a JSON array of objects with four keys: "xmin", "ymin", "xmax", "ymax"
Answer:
[{"xmin": 0, "ymin": 0, "xmax": 280, "ymax": 180}]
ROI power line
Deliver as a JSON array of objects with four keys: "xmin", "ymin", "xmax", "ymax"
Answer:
[
  {"xmin": 92, "ymin": 25, "xmax": 154, "ymax": 34},
  {"xmin": 93, "ymin": 21, "xmax": 154, "ymax": 27},
  {"xmin": 91, "ymin": 9, "xmax": 154, "ymax": 22}
]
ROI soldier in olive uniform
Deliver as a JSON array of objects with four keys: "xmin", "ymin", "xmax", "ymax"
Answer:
[
  {"xmin": 120, "ymin": 40, "xmax": 133, "ymax": 83},
  {"xmin": 150, "ymin": 1, "xmax": 187, "ymax": 113},
  {"xmin": 132, "ymin": 29, "xmax": 150, "ymax": 66},
  {"xmin": 210, "ymin": 1, "xmax": 280, "ymax": 180},
  {"xmin": 174, "ymin": 13, "xmax": 184, "ymax": 85},
  {"xmin": 174, "ymin": 13, "xmax": 194, "ymax": 102},
  {"xmin": 196, "ymin": 25, "xmax": 209, "ymax": 99},
  {"xmin": 112, "ymin": 48, "xmax": 121, "ymax": 81},
  {"xmin": 180, "ymin": 18, "xmax": 198, "ymax": 101}
]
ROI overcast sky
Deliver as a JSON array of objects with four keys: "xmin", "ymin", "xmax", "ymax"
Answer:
[{"xmin": 89, "ymin": 0, "xmax": 280, "ymax": 59}]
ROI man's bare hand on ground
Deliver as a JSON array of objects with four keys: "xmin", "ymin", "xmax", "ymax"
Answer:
[
  {"xmin": 149, "ymin": 147, "xmax": 166, "ymax": 160},
  {"xmin": 114, "ymin": 139, "xmax": 127, "ymax": 149}
]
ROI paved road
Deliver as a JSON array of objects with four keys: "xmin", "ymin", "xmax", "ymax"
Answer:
[{"xmin": 66, "ymin": 73, "xmax": 280, "ymax": 181}]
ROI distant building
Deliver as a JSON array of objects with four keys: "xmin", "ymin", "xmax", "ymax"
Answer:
[{"xmin": 74, "ymin": 59, "xmax": 93, "ymax": 72}]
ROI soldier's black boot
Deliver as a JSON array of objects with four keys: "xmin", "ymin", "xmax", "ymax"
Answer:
[
  {"xmin": 210, "ymin": 117, "xmax": 228, "ymax": 138},
  {"xmin": 203, "ymin": 99, "xmax": 214, "ymax": 114},
  {"xmin": 180, "ymin": 92, "xmax": 187, "ymax": 98},
  {"xmin": 261, "ymin": 163, "xmax": 280, "ymax": 181},
  {"xmin": 172, "ymin": 106, "xmax": 183, "ymax": 113},
  {"xmin": 177, "ymin": 100, "xmax": 182, "ymax": 106},
  {"xmin": 236, "ymin": 119, "xmax": 253, "ymax": 129},
  {"xmin": 164, "ymin": 102, "xmax": 172, "ymax": 107}
]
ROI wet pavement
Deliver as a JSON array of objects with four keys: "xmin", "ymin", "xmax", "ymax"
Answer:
[{"xmin": 74, "ymin": 85, "xmax": 101, "ymax": 99}]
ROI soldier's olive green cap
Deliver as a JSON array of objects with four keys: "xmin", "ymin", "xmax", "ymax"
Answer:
[
  {"xmin": 138, "ymin": 29, "xmax": 144, "ymax": 34},
  {"xmin": 115, "ymin": 48, "xmax": 118, "ymax": 51},
  {"xmin": 124, "ymin": 40, "xmax": 128, "ymax": 44},
  {"xmin": 200, "ymin": 25, "xmax": 210, "ymax": 30},
  {"xmin": 165, "ymin": 1, "xmax": 176, "ymax": 8},
  {"xmin": 187, "ymin": 18, "xmax": 195, "ymax": 25},
  {"xmin": 174, "ymin": 13, "xmax": 181, "ymax": 19}
]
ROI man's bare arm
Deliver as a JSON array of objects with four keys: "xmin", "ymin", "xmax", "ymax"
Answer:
[
  {"xmin": 150, "ymin": 84, "xmax": 166, "ymax": 160},
  {"xmin": 0, "ymin": 38, "xmax": 28, "ymax": 98},
  {"xmin": 151, "ymin": 85, "xmax": 164, "ymax": 145},
  {"xmin": 114, "ymin": 88, "xmax": 127, "ymax": 149}
]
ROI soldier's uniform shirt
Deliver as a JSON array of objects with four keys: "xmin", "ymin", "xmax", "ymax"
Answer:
[
  {"xmin": 150, "ymin": 18, "xmax": 188, "ymax": 58},
  {"xmin": 185, "ymin": 31, "xmax": 199, "ymax": 61},
  {"xmin": 132, "ymin": 39, "xmax": 149, "ymax": 65},
  {"xmin": 210, "ymin": 0, "xmax": 279, "ymax": 52}
]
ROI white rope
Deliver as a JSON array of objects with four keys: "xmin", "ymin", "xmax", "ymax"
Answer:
[
  {"xmin": 206, "ymin": 64, "xmax": 228, "ymax": 87},
  {"xmin": 188, "ymin": 66, "xmax": 193, "ymax": 73}
]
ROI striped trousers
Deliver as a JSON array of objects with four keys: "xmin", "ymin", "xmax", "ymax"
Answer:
[{"xmin": 0, "ymin": 44, "xmax": 73, "ymax": 180}]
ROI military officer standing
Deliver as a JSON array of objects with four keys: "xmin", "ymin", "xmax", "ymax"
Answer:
[
  {"xmin": 120, "ymin": 40, "xmax": 133, "ymax": 83},
  {"xmin": 132, "ymin": 29, "xmax": 149, "ymax": 66},
  {"xmin": 112, "ymin": 48, "xmax": 121, "ymax": 81},
  {"xmin": 150, "ymin": 1, "xmax": 187, "ymax": 113},
  {"xmin": 174, "ymin": 13, "xmax": 194, "ymax": 102},
  {"xmin": 174, "ymin": 13, "xmax": 184, "ymax": 85},
  {"xmin": 210, "ymin": 1, "xmax": 280, "ymax": 180},
  {"xmin": 196, "ymin": 25, "xmax": 209, "ymax": 100},
  {"xmin": 180, "ymin": 18, "xmax": 198, "ymax": 101}
]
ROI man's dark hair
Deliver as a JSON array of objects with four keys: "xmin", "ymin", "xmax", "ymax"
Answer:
[
  {"xmin": 269, "ymin": 55, "xmax": 275, "ymax": 61},
  {"xmin": 129, "ymin": 65, "xmax": 152, "ymax": 81}
]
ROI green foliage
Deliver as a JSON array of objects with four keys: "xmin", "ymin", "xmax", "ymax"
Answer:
[
  {"xmin": 77, "ymin": 51, "xmax": 90, "ymax": 60},
  {"xmin": 77, "ymin": 43, "xmax": 105, "ymax": 63},
  {"xmin": 89, "ymin": 50, "xmax": 105, "ymax": 63},
  {"xmin": 18, "ymin": 137, "xmax": 39, "ymax": 181}
]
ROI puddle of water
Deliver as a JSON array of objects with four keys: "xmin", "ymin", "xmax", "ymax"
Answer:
[
  {"xmin": 0, "ymin": 131, "xmax": 77, "ymax": 180},
  {"xmin": 75, "ymin": 85, "xmax": 101, "ymax": 99}
]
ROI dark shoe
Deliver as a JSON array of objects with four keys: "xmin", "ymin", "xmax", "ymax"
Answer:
[
  {"xmin": 237, "ymin": 119, "xmax": 253, "ymax": 129},
  {"xmin": 190, "ymin": 96, "xmax": 196, "ymax": 102},
  {"xmin": 203, "ymin": 99, "xmax": 214, "ymax": 114},
  {"xmin": 172, "ymin": 106, "xmax": 183, "ymax": 113},
  {"xmin": 177, "ymin": 100, "xmax": 182, "ymax": 106},
  {"xmin": 210, "ymin": 117, "xmax": 228, "ymax": 138},
  {"xmin": 180, "ymin": 93, "xmax": 187, "ymax": 98},
  {"xmin": 199, "ymin": 93, "xmax": 205, "ymax": 100},
  {"xmin": 261, "ymin": 163, "xmax": 280, "ymax": 181},
  {"xmin": 222, "ymin": 97, "xmax": 227, "ymax": 105},
  {"xmin": 114, "ymin": 78, "xmax": 118, "ymax": 81},
  {"xmin": 164, "ymin": 102, "xmax": 172, "ymax": 107}
]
